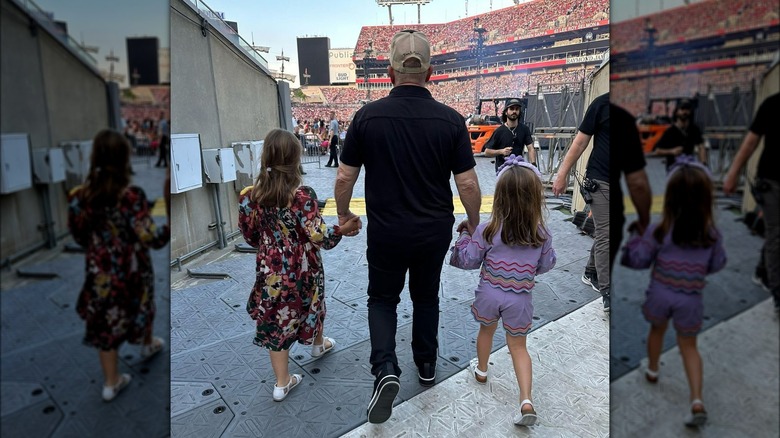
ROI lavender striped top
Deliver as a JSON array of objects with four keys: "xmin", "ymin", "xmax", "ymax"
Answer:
[
  {"xmin": 449, "ymin": 223, "xmax": 557, "ymax": 294},
  {"xmin": 621, "ymin": 224, "xmax": 727, "ymax": 294}
]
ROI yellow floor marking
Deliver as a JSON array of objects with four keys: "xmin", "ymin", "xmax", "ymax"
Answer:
[
  {"xmin": 623, "ymin": 195, "xmax": 665, "ymax": 215},
  {"xmin": 151, "ymin": 198, "xmax": 167, "ymax": 217}
]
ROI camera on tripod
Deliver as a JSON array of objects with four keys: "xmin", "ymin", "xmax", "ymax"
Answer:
[{"xmin": 580, "ymin": 178, "xmax": 600, "ymax": 204}]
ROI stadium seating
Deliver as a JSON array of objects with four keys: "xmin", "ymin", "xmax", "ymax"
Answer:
[
  {"xmin": 612, "ymin": 0, "xmax": 778, "ymax": 53},
  {"xmin": 353, "ymin": 0, "xmax": 608, "ymax": 56}
]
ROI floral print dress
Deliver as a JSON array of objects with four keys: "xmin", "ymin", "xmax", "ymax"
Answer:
[
  {"xmin": 68, "ymin": 185, "xmax": 170, "ymax": 350},
  {"xmin": 238, "ymin": 186, "xmax": 342, "ymax": 351}
]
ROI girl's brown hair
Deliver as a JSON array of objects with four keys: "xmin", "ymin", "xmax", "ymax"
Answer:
[
  {"xmin": 82, "ymin": 129, "xmax": 131, "ymax": 208},
  {"xmin": 653, "ymin": 166, "xmax": 716, "ymax": 247},
  {"xmin": 483, "ymin": 166, "xmax": 547, "ymax": 247},
  {"xmin": 251, "ymin": 129, "xmax": 302, "ymax": 207}
]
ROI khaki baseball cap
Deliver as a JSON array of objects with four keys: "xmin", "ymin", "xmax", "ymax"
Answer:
[{"xmin": 390, "ymin": 30, "xmax": 431, "ymax": 74}]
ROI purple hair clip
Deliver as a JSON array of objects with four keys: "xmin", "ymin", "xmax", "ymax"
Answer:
[
  {"xmin": 668, "ymin": 154, "xmax": 711, "ymax": 179},
  {"xmin": 496, "ymin": 154, "xmax": 542, "ymax": 180}
]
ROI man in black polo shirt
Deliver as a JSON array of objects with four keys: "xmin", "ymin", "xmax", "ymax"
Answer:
[
  {"xmin": 552, "ymin": 92, "xmax": 611, "ymax": 312},
  {"xmin": 653, "ymin": 99, "xmax": 707, "ymax": 170},
  {"xmin": 335, "ymin": 29, "xmax": 482, "ymax": 424},
  {"xmin": 483, "ymin": 99, "xmax": 537, "ymax": 172},
  {"xmin": 724, "ymin": 92, "xmax": 780, "ymax": 313}
]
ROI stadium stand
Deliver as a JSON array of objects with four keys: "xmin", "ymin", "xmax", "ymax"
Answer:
[{"xmin": 612, "ymin": 0, "xmax": 778, "ymax": 54}]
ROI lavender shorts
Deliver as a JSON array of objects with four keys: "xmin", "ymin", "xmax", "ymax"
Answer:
[
  {"xmin": 642, "ymin": 287, "xmax": 703, "ymax": 336},
  {"xmin": 471, "ymin": 287, "xmax": 533, "ymax": 337}
]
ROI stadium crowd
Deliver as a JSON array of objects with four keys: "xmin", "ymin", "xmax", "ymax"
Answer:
[
  {"xmin": 293, "ymin": 67, "xmax": 594, "ymax": 121},
  {"xmin": 611, "ymin": 64, "xmax": 770, "ymax": 116},
  {"xmin": 353, "ymin": 0, "xmax": 608, "ymax": 57},
  {"xmin": 119, "ymin": 86, "xmax": 170, "ymax": 156},
  {"xmin": 612, "ymin": 0, "xmax": 778, "ymax": 53}
]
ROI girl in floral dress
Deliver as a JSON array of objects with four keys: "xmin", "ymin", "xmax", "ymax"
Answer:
[
  {"xmin": 68, "ymin": 129, "xmax": 170, "ymax": 401},
  {"xmin": 238, "ymin": 129, "xmax": 361, "ymax": 401}
]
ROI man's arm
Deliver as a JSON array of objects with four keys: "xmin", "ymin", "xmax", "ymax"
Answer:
[
  {"xmin": 625, "ymin": 168, "xmax": 652, "ymax": 234},
  {"xmin": 723, "ymin": 131, "xmax": 761, "ymax": 195},
  {"xmin": 453, "ymin": 168, "xmax": 481, "ymax": 235},
  {"xmin": 334, "ymin": 164, "xmax": 362, "ymax": 231},
  {"xmin": 551, "ymin": 131, "xmax": 591, "ymax": 196},
  {"xmin": 526, "ymin": 142, "xmax": 537, "ymax": 165},
  {"xmin": 696, "ymin": 141, "xmax": 707, "ymax": 163}
]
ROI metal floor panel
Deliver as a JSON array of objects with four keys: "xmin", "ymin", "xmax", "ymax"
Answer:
[
  {"xmin": 170, "ymin": 398, "xmax": 234, "ymax": 438},
  {"xmin": 0, "ymin": 399, "xmax": 63, "ymax": 438},
  {"xmin": 342, "ymin": 300, "xmax": 610, "ymax": 438},
  {"xmin": 0, "ymin": 381, "xmax": 49, "ymax": 417},
  {"xmin": 612, "ymin": 299, "xmax": 779, "ymax": 438}
]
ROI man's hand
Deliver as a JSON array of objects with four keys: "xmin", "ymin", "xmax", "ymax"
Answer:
[
  {"xmin": 723, "ymin": 170, "xmax": 739, "ymax": 195},
  {"xmin": 338, "ymin": 216, "xmax": 362, "ymax": 236},
  {"xmin": 627, "ymin": 220, "xmax": 646, "ymax": 235},
  {"xmin": 551, "ymin": 173, "xmax": 568, "ymax": 197},
  {"xmin": 670, "ymin": 146, "xmax": 683, "ymax": 156},
  {"xmin": 501, "ymin": 147, "xmax": 512, "ymax": 156},
  {"xmin": 337, "ymin": 212, "xmax": 362, "ymax": 237}
]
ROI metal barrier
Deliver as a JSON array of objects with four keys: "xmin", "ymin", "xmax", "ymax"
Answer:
[{"xmin": 301, "ymin": 133, "xmax": 324, "ymax": 167}]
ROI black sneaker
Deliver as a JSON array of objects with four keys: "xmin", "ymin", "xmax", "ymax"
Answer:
[
  {"xmin": 417, "ymin": 362, "xmax": 436, "ymax": 387},
  {"xmin": 582, "ymin": 270, "xmax": 599, "ymax": 292},
  {"xmin": 603, "ymin": 293, "xmax": 610, "ymax": 313},
  {"xmin": 367, "ymin": 374, "xmax": 400, "ymax": 424}
]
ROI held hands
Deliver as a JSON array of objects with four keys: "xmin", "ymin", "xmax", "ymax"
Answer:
[
  {"xmin": 456, "ymin": 219, "xmax": 477, "ymax": 236},
  {"xmin": 627, "ymin": 220, "xmax": 646, "ymax": 236},
  {"xmin": 338, "ymin": 211, "xmax": 362, "ymax": 237}
]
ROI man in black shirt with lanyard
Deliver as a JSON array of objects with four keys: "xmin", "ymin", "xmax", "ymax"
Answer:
[
  {"xmin": 653, "ymin": 99, "xmax": 707, "ymax": 170},
  {"xmin": 484, "ymin": 98, "xmax": 537, "ymax": 172}
]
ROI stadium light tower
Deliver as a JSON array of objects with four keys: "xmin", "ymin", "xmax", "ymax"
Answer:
[
  {"xmin": 472, "ymin": 17, "xmax": 487, "ymax": 107},
  {"xmin": 105, "ymin": 49, "xmax": 122, "ymax": 83},
  {"xmin": 362, "ymin": 41, "xmax": 375, "ymax": 101},
  {"xmin": 376, "ymin": 0, "xmax": 431, "ymax": 25},
  {"xmin": 643, "ymin": 18, "xmax": 657, "ymax": 114},
  {"xmin": 276, "ymin": 49, "xmax": 290, "ymax": 82}
]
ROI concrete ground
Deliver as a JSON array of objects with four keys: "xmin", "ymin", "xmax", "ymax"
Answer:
[
  {"xmin": 169, "ymin": 152, "xmax": 610, "ymax": 437},
  {"xmin": 0, "ymin": 153, "xmax": 171, "ymax": 438}
]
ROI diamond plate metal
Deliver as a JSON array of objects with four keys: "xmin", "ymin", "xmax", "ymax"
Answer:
[
  {"xmin": 0, "ymin": 381, "xmax": 49, "ymax": 417},
  {"xmin": 0, "ymin": 399, "xmax": 62, "ymax": 438},
  {"xmin": 170, "ymin": 398, "xmax": 234, "ymax": 438},
  {"xmin": 222, "ymin": 379, "xmax": 376, "ymax": 438},
  {"xmin": 342, "ymin": 300, "xmax": 610, "ymax": 438},
  {"xmin": 170, "ymin": 381, "xmax": 222, "ymax": 416}
]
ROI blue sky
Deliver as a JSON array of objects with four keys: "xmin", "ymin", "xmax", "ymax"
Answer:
[
  {"xmin": 201, "ymin": 0, "xmax": 525, "ymax": 86},
  {"xmin": 29, "ymin": 0, "xmax": 706, "ymax": 88},
  {"xmin": 34, "ymin": 0, "xmax": 167, "ymax": 87}
]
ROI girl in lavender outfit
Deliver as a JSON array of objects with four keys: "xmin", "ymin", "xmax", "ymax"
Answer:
[
  {"xmin": 450, "ymin": 155, "xmax": 556, "ymax": 427},
  {"xmin": 621, "ymin": 156, "xmax": 727, "ymax": 428}
]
